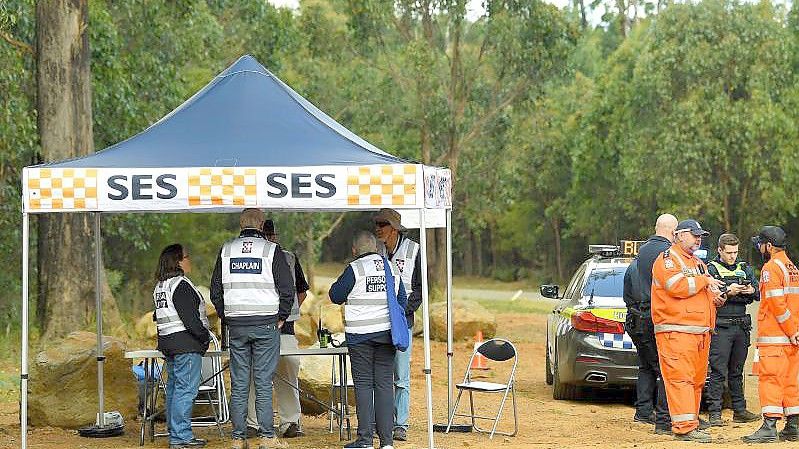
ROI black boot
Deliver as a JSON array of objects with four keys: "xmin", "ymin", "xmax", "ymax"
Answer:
[
  {"xmin": 742, "ymin": 417, "xmax": 779, "ymax": 443},
  {"xmin": 708, "ymin": 411, "xmax": 723, "ymax": 427},
  {"xmin": 780, "ymin": 415, "xmax": 799, "ymax": 442}
]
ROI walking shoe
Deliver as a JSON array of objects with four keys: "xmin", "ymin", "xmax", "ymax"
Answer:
[
  {"xmin": 742, "ymin": 417, "xmax": 779, "ymax": 443},
  {"xmin": 733, "ymin": 409, "xmax": 761, "ymax": 423},
  {"xmin": 654, "ymin": 425, "xmax": 672, "ymax": 435},
  {"xmin": 230, "ymin": 439, "xmax": 248, "ymax": 449},
  {"xmin": 779, "ymin": 415, "xmax": 799, "ymax": 442},
  {"xmin": 697, "ymin": 418, "xmax": 711, "ymax": 430},
  {"xmin": 343, "ymin": 441, "xmax": 372, "ymax": 449},
  {"xmin": 708, "ymin": 412, "xmax": 724, "ymax": 427},
  {"xmin": 393, "ymin": 427, "xmax": 407, "ymax": 441},
  {"xmin": 674, "ymin": 429, "xmax": 712, "ymax": 443},
  {"xmin": 257, "ymin": 436, "xmax": 287, "ymax": 449},
  {"xmin": 281, "ymin": 422, "xmax": 300, "ymax": 438},
  {"xmin": 633, "ymin": 413, "xmax": 656, "ymax": 425}
]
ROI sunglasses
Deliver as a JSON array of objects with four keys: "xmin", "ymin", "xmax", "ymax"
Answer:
[{"xmin": 375, "ymin": 221, "xmax": 391, "ymax": 228}]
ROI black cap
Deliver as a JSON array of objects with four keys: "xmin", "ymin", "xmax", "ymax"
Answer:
[
  {"xmin": 263, "ymin": 219, "xmax": 276, "ymax": 235},
  {"xmin": 754, "ymin": 225, "xmax": 787, "ymax": 248},
  {"xmin": 674, "ymin": 219, "xmax": 710, "ymax": 237}
]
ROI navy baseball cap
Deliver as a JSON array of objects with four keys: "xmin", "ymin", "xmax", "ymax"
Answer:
[
  {"xmin": 675, "ymin": 219, "xmax": 710, "ymax": 237},
  {"xmin": 753, "ymin": 225, "xmax": 787, "ymax": 248}
]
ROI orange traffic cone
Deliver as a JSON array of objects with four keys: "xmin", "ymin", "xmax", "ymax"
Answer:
[
  {"xmin": 750, "ymin": 348, "xmax": 761, "ymax": 376},
  {"xmin": 470, "ymin": 330, "xmax": 489, "ymax": 370}
]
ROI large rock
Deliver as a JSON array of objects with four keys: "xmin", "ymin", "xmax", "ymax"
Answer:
[
  {"xmin": 29, "ymin": 331, "xmax": 138, "ymax": 428},
  {"xmin": 299, "ymin": 290, "xmax": 345, "ymax": 339},
  {"xmin": 430, "ymin": 300, "xmax": 497, "ymax": 341},
  {"xmin": 297, "ymin": 337, "xmax": 354, "ymax": 415}
]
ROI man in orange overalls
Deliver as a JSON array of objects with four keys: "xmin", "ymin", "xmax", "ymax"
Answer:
[
  {"xmin": 651, "ymin": 219, "xmax": 725, "ymax": 443},
  {"xmin": 743, "ymin": 226, "xmax": 799, "ymax": 443}
]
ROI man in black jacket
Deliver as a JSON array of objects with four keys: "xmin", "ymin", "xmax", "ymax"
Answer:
[
  {"xmin": 211, "ymin": 209, "xmax": 295, "ymax": 449},
  {"xmin": 631, "ymin": 213, "xmax": 677, "ymax": 434},
  {"xmin": 705, "ymin": 233, "xmax": 760, "ymax": 426}
]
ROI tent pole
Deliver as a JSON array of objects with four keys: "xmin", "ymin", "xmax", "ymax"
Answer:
[
  {"xmin": 418, "ymin": 208, "xmax": 435, "ymax": 449},
  {"xmin": 445, "ymin": 208, "xmax": 453, "ymax": 417},
  {"xmin": 94, "ymin": 212, "xmax": 105, "ymax": 427},
  {"xmin": 21, "ymin": 212, "xmax": 29, "ymax": 449}
]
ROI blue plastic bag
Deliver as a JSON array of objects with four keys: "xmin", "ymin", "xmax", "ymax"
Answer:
[{"xmin": 383, "ymin": 256, "xmax": 409, "ymax": 351}]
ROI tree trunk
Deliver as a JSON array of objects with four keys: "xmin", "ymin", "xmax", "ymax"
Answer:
[
  {"xmin": 553, "ymin": 217, "xmax": 563, "ymax": 281},
  {"xmin": 463, "ymin": 228, "xmax": 474, "ymax": 275},
  {"xmin": 36, "ymin": 0, "xmax": 122, "ymax": 340}
]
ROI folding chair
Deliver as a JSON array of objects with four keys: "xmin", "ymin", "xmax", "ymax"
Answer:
[
  {"xmin": 192, "ymin": 332, "xmax": 229, "ymax": 436},
  {"xmin": 446, "ymin": 338, "xmax": 518, "ymax": 439}
]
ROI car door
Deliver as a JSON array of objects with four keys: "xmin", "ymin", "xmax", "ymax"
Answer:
[{"xmin": 548, "ymin": 263, "xmax": 587, "ymax": 365}]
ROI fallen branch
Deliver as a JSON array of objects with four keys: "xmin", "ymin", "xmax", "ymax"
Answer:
[{"xmin": 0, "ymin": 30, "xmax": 34, "ymax": 55}]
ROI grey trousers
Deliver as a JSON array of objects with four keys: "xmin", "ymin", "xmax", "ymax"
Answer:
[{"xmin": 348, "ymin": 332, "xmax": 396, "ymax": 446}]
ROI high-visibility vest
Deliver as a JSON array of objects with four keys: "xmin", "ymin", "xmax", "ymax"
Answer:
[
  {"xmin": 756, "ymin": 251, "xmax": 799, "ymax": 346},
  {"xmin": 708, "ymin": 260, "xmax": 747, "ymax": 284},
  {"xmin": 386, "ymin": 236, "xmax": 419, "ymax": 302},
  {"xmin": 153, "ymin": 275, "xmax": 209, "ymax": 336},
  {"xmin": 221, "ymin": 236, "xmax": 280, "ymax": 318},
  {"xmin": 284, "ymin": 250, "xmax": 301, "ymax": 322},
  {"xmin": 344, "ymin": 254, "xmax": 400, "ymax": 334}
]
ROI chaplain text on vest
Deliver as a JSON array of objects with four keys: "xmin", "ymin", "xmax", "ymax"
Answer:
[{"xmin": 230, "ymin": 258, "xmax": 262, "ymax": 274}]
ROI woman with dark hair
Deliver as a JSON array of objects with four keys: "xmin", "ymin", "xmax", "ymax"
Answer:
[{"xmin": 154, "ymin": 243, "xmax": 211, "ymax": 449}]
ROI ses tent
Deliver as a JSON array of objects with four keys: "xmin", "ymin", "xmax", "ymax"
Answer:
[{"xmin": 19, "ymin": 55, "xmax": 453, "ymax": 449}]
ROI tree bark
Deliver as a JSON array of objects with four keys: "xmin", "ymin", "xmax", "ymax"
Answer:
[{"xmin": 36, "ymin": 0, "xmax": 122, "ymax": 340}]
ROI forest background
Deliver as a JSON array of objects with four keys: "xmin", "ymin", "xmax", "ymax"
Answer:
[{"xmin": 3, "ymin": 0, "xmax": 799, "ymax": 342}]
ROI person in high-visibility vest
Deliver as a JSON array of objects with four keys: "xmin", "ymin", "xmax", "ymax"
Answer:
[
  {"xmin": 742, "ymin": 226, "xmax": 799, "ymax": 443},
  {"xmin": 153, "ymin": 243, "xmax": 210, "ymax": 449},
  {"xmin": 651, "ymin": 219, "xmax": 726, "ymax": 443}
]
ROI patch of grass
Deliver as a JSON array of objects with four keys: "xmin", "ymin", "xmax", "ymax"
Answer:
[
  {"xmin": 472, "ymin": 298, "xmax": 556, "ymax": 315},
  {"xmin": 453, "ymin": 275, "xmax": 534, "ymax": 291}
]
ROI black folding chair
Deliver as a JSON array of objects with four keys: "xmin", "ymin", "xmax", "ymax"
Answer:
[{"xmin": 445, "ymin": 338, "xmax": 518, "ymax": 439}]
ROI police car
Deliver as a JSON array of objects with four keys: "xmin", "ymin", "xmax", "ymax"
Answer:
[{"xmin": 541, "ymin": 243, "xmax": 641, "ymax": 400}]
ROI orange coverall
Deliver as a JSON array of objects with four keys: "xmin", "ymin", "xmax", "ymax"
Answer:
[
  {"xmin": 651, "ymin": 244, "xmax": 714, "ymax": 434},
  {"xmin": 756, "ymin": 251, "xmax": 799, "ymax": 419}
]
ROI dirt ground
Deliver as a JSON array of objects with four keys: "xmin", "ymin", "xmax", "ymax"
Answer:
[{"xmin": 0, "ymin": 309, "xmax": 780, "ymax": 449}]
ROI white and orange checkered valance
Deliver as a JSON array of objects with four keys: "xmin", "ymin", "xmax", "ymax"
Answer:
[{"xmin": 21, "ymin": 164, "xmax": 452, "ymax": 213}]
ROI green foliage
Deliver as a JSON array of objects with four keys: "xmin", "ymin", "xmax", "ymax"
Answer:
[{"xmin": 7, "ymin": 0, "xmax": 799, "ymax": 330}]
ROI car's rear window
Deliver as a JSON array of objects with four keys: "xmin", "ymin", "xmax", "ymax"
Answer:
[{"xmin": 582, "ymin": 267, "xmax": 626, "ymax": 297}]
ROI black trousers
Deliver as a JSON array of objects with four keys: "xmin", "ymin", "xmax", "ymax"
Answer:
[
  {"xmin": 348, "ymin": 333, "xmax": 396, "ymax": 445},
  {"xmin": 627, "ymin": 315, "xmax": 670, "ymax": 426},
  {"xmin": 706, "ymin": 321, "xmax": 750, "ymax": 413}
]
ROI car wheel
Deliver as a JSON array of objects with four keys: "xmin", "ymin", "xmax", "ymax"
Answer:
[
  {"xmin": 552, "ymin": 347, "xmax": 581, "ymax": 400},
  {"xmin": 545, "ymin": 338, "xmax": 554, "ymax": 386}
]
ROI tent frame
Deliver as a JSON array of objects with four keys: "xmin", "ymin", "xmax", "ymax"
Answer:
[{"xmin": 19, "ymin": 206, "xmax": 453, "ymax": 449}]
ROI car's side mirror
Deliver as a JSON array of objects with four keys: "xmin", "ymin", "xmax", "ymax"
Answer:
[{"xmin": 540, "ymin": 284, "xmax": 560, "ymax": 299}]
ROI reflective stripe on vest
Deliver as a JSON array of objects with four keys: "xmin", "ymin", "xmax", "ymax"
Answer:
[
  {"xmin": 284, "ymin": 251, "xmax": 301, "ymax": 322},
  {"xmin": 153, "ymin": 276, "xmax": 209, "ymax": 336},
  {"xmin": 669, "ymin": 251, "xmax": 699, "ymax": 295},
  {"xmin": 221, "ymin": 236, "xmax": 280, "ymax": 317},
  {"xmin": 344, "ymin": 254, "xmax": 399, "ymax": 334},
  {"xmin": 653, "ymin": 324, "xmax": 710, "ymax": 334}
]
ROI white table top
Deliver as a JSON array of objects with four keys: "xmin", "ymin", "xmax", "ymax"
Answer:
[{"xmin": 125, "ymin": 346, "xmax": 347, "ymax": 359}]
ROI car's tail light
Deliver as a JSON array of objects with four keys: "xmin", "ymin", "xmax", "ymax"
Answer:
[{"xmin": 571, "ymin": 311, "xmax": 624, "ymax": 334}]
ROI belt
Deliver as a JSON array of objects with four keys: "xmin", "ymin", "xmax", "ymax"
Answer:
[{"xmin": 716, "ymin": 316, "xmax": 750, "ymax": 325}]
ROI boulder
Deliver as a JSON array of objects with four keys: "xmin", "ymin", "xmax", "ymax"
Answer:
[
  {"xmin": 294, "ymin": 314, "xmax": 317, "ymax": 348},
  {"xmin": 29, "ymin": 331, "xmax": 138, "ymax": 428},
  {"xmin": 297, "ymin": 337, "xmax": 353, "ymax": 415},
  {"xmin": 430, "ymin": 300, "xmax": 497, "ymax": 342},
  {"xmin": 299, "ymin": 290, "xmax": 345, "ymax": 336}
]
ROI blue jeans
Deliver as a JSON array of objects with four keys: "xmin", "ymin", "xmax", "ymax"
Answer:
[
  {"xmin": 229, "ymin": 323, "xmax": 280, "ymax": 439},
  {"xmin": 393, "ymin": 327, "xmax": 413, "ymax": 430},
  {"xmin": 165, "ymin": 352, "xmax": 202, "ymax": 444}
]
